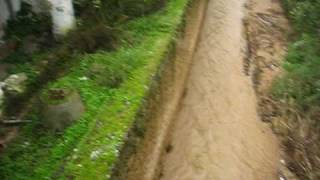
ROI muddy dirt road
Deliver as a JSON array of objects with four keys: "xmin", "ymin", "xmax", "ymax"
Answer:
[{"xmin": 158, "ymin": 0, "xmax": 281, "ymax": 179}]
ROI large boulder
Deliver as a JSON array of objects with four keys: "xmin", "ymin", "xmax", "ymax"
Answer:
[{"xmin": 41, "ymin": 89, "xmax": 85, "ymax": 131}]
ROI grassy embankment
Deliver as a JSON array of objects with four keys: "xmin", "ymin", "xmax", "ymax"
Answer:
[
  {"xmin": 0, "ymin": 0, "xmax": 190, "ymax": 179},
  {"xmin": 273, "ymin": 0, "xmax": 320, "ymax": 179}
]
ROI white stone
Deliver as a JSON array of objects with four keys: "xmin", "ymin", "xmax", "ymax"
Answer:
[
  {"xmin": 79, "ymin": 76, "xmax": 89, "ymax": 81},
  {"xmin": 90, "ymin": 150, "xmax": 101, "ymax": 160}
]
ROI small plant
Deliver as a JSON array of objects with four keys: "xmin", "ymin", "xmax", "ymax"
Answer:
[
  {"xmin": 281, "ymin": 0, "xmax": 320, "ymax": 34},
  {"xmin": 73, "ymin": 0, "xmax": 166, "ymax": 23},
  {"xmin": 67, "ymin": 24, "xmax": 118, "ymax": 53},
  {"xmin": 88, "ymin": 63, "xmax": 128, "ymax": 88},
  {"xmin": 273, "ymin": 34, "xmax": 320, "ymax": 109}
]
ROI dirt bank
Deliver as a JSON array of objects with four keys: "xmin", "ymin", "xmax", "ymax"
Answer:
[
  {"xmin": 158, "ymin": 0, "xmax": 281, "ymax": 179},
  {"xmin": 244, "ymin": 0, "xmax": 289, "ymax": 98},
  {"xmin": 244, "ymin": 0, "xmax": 298, "ymax": 179},
  {"xmin": 111, "ymin": 1, "xmax": 208, "ymax": 179}
]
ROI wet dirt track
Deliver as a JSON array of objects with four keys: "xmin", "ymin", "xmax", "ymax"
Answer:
[{"xmin": 158, "ymin": 0, "xmax": 280, "ymax": 179}]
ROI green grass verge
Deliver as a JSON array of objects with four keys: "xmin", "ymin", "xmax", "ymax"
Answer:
[{"xmin": 0, "ymin": 0, "xmax": 190, "ymax": 179}]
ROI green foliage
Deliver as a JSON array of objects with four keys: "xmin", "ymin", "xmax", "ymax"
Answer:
[
  {"xmin": 2, "ymin": 49, "xmax": 32, "ymax": 64},
  {"xmin": 73, "ymin": 0, "xmax": 166, "ymax": 23},
  {"xmin": 87, "ymin": 62, "xmax": 128, "ymax": 88},
  {"xmin": 117, "ymin": 0, "xmax": 166, "ymax": 17},
  {"xmin": 67, "ymin": 24, "xmax": 118, "ymax": 53},
  {"xmin": 273, "ymin": 34, "xmax": 320, "ymax": 109},
  {"xmin": 274, "ymin": 0, "xmax": 320, "ymax": 110},
  {"xmin": 4, "ymin": 2, "xmax": 52, "ymax": 40},
  {"xmin": 281, "ymin": 0, "xmax": 320, "ymax": 33}
]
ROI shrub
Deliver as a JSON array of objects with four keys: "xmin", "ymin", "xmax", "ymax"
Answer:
[
  {"xmin": 87, "ymin": 62, "xmax": 128, "ymax": 88},
  {"xmin": 274, "ymin": 34, "xmax": 320, "ymax": 109},
  {"xmin": 281, "ymin": 0, "xmax": 320, "ymax": 34},
  {"xmin": 4, "ymin": 2, "xmax": 52, "ymax": 40},
  {"xmin": 276, "ymin": 0, "xmax": 320, "ymax": 110},
  {"xmin": 118, "ymin": 0, "xmax": 166, "ymax": 17},
  {"xmin": 73, "ymin": 0, "xmax": 166, "ymax": 23},
  {"xmin": 67, "ymin": 24, "xmax": 118, "ymax": 53}
]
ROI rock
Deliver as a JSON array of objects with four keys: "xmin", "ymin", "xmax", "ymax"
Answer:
[
  {"xmin": 4, "ymin": 73, "xmax": 28, "ymax": 95},
  {"xmin": 90, "ymin": 150, "xmax": 101, "ymax": 160},
  {"xmin": 41, "ymin": 89, "xmax": 85, "ymax": 131},
  {"xmin": 79, "ymin": 76, "xmax": 89, "ymax": 81}
]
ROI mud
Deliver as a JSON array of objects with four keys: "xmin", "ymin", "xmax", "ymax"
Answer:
[
  {"xmin": 158, "ymin": 0, "xmax": 281, "ymax": 179},
  {"xmin": 113, "ymin": 0, "xmax": 294, "ymax": 179}
]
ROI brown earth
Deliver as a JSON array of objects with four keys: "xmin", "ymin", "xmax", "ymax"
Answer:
[
  {"xmin": 113, "ymin": 0, "xmax": 296, "ymax": 179},
  {"xmin": 244, "ymin": 0, "xmax": 301, "ymax": 180},
  {"xmin": 157, "ymin": 0, "xmax": 282, "ymax": 179},
  {"xmin": 0, "ymin": 0, "xmax": 297, "ymax": 179},
  {"xmin": 244, "ymin": 0, "xmax": 298, "ymax": 179}
]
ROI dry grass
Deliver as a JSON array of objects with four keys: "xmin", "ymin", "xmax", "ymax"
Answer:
[{"xmin": 267, "ymin": 96, "xmax": 320, "ymax": 180}]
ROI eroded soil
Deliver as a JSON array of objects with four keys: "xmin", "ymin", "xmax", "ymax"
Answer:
[{"xmin": 244, "ymin": 0, "xmax": 297, "ymax": 179}]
